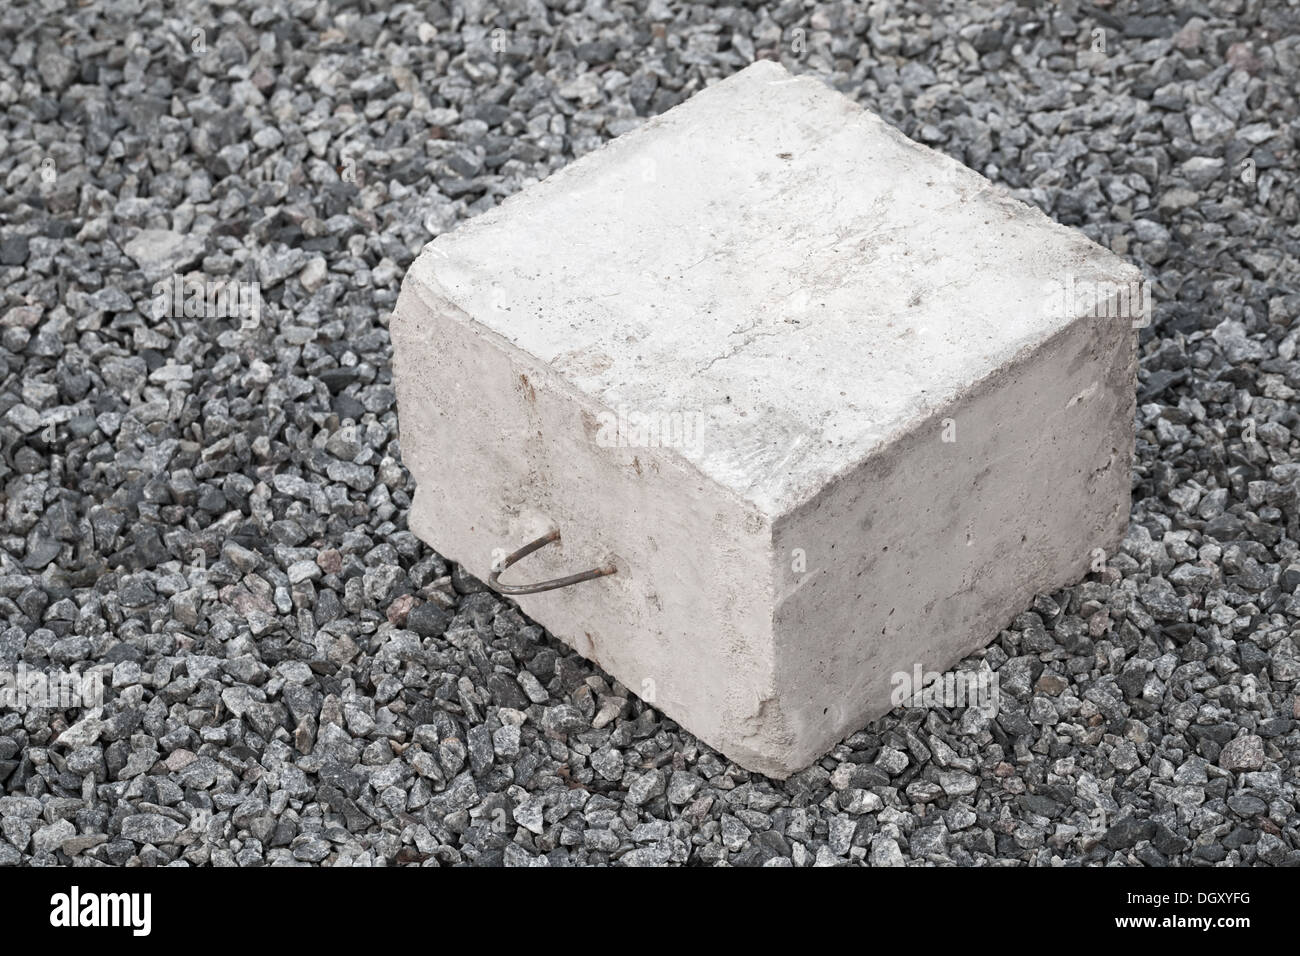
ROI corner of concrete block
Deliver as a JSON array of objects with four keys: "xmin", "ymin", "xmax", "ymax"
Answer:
[{"xmin": 716, "ymin": 695, "xmax": 820, "ymax": 780}]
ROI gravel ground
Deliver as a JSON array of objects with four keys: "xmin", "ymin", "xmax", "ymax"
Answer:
[{"xmin": 1, "ymin": 0, "xmax": 1298, "ymax": 867}]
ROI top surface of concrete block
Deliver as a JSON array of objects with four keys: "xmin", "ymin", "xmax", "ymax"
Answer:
[{"xmin": 410, "ymin": 60, "xmax": 1137, "ymax": 516}]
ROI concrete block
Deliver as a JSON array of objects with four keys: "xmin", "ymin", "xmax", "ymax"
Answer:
[{"xmin": 392, "ymin": 60, "xmax": 1140, "ymax": 777}]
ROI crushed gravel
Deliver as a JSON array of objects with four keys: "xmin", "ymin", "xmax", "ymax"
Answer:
[{"xmin": 0, "ymin": 0, "xmax": 1298, "ymax": 866}]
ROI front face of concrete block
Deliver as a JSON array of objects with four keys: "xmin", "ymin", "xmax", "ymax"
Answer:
[
  {"xmin": 392, "ymin": 60, "xmax": 1139, "ymax": 778},
  {"xmin": 392, "ymin": 277, "xmax": 783, "ymax": 772}
]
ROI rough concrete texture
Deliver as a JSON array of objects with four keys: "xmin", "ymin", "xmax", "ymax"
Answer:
[{"xmin": 393, "ymin": 59, "xmax": 1138, "ymax": 777}]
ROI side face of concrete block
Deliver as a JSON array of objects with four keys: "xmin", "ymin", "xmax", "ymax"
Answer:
[
  {"xmin": 392, "ymin": 274, "xmax": 782, "ymax": 770},
  {"xmin": 766, "ymin": 310, "xmax": 1137, "ymax": 774}
]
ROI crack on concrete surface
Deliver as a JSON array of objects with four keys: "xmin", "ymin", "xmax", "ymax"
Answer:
[
  {"xmin": 696, "ymin": 316, "xmax": 813, "ymax": 373},
  {"xmin": 1086, "ymin": 448, "xmax": 1119, "ymax": 488}
]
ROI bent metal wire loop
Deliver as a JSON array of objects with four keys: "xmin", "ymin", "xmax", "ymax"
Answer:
[{"xmin": 488, "ymin": 530, "xmax": 617, "ymax": 595}]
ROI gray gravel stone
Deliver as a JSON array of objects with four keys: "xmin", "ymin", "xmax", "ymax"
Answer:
[{"xmin": 1219, "ymin": 735, "xmax": 1266, "ymax": 772}]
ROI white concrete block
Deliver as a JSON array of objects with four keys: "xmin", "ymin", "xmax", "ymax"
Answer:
[{"xmin": 392, "ymin": 60, "xmax": 1140, "ymax": 777}]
